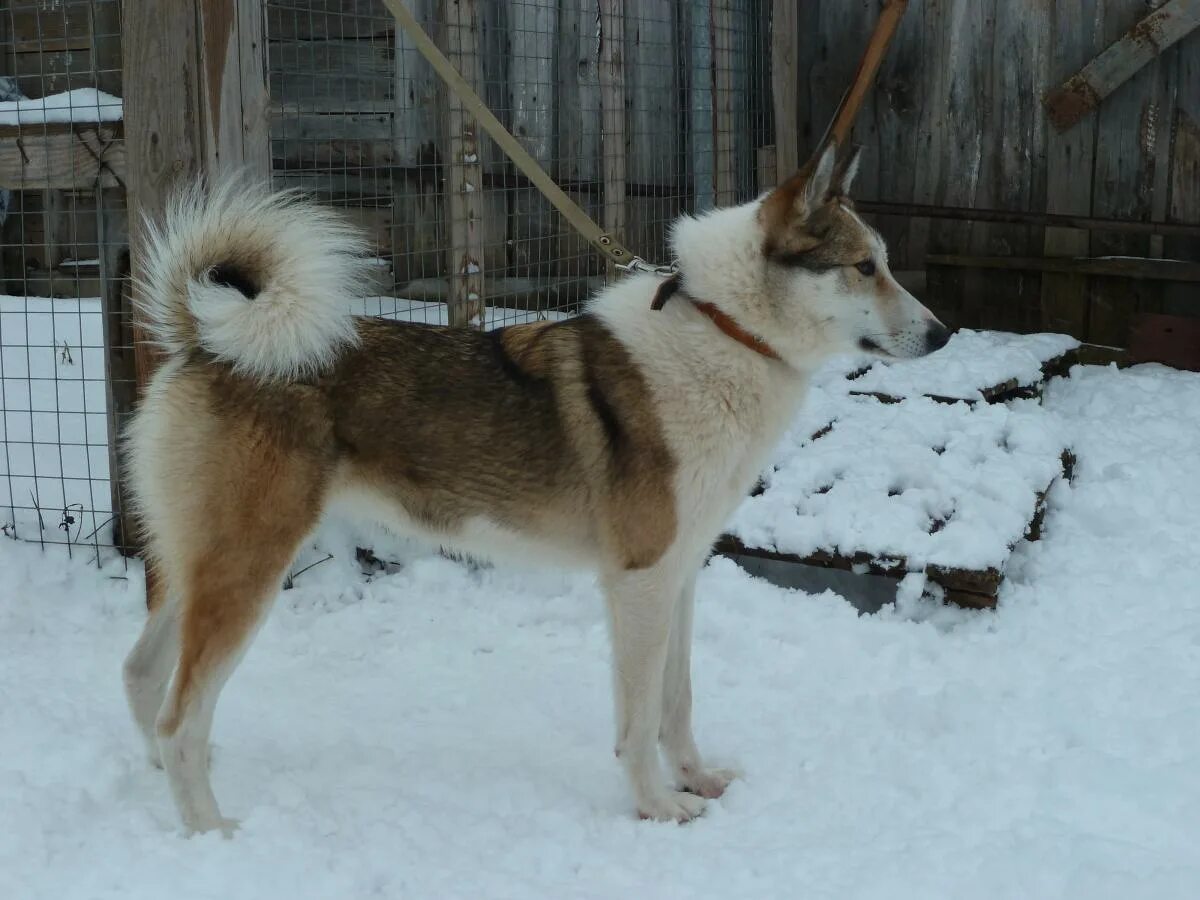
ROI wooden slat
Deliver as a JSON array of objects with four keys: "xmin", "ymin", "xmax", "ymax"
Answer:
[
  {"xmin": 1164, "ymin": 29, "xmax": 1200, "ymax": 316},
  {"xmin": 1041, "ymin": 0, "xmax": 1104, "ymax": 338},
  {"xmin": 555, "ymin": 0, "xmax": 603, "ymax": 276},
  {"xmin": 1044, "ymin": 0, "xmax": 1200, "ymax": 131},
  {"xmin": 1089, "ymin": 0, "xmax": 1171, "ymax": 346},
  {"xmin": 0, "ymin": 126, "xmax": 125, "ymax": 190},
  {"xmin": 271, "ymin": 110, "xmax": 393, "ymax": 167},
  {"xmin": 10, "ymin": 2, "xmax": 96, "ymax": 53},
  {"xmin": 770, "ymin": 0, "xmax": 799, "ymax": 177},
  {"xmin": 599, "ymin": 0, "xmax": 627, "ymax": 281},
  {"xmin": 928, "ymin": 254, "xmax": 1200, "ymax": 283},
  {"xmin": 392, "ymin": 0, "xmax": 439, "ymax": 169},
  {"xmin": 438, "ymin": 0, "xmax": 485, "ymax": 327},
  {"xmin": 507, "ymin": 0, "xmax": 558, "ymax": 274},
  {"xmin": 199, "ymin": 0, "xmax": 270, "ymax": 177},
  {"xmin": 711, "ymin": 0, "xmax": 736, "ymax": 206},
  {"xmin": 266, "ymin": 0, "xmax": 393, "ymax": 41}
]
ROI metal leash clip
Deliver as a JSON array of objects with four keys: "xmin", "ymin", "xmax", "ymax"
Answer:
[{"xmin": 618, "ymin": 257, "xmax": 680, "ymax": 278}]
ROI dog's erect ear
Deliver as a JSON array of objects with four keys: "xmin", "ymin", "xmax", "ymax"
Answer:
[
  {"xmin": 802, "ymin": 142, "xmax": 838, "ymax": 212},
  {"xmin": 759, "ymin": 140, "xmax": 838, "ymax": 239},
  {"xmin": 831, "ymin": 144, "xmax": 863, "ymax": 197}
]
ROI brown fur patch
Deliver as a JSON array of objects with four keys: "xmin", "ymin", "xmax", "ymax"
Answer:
[{"xmin": 324, "ymin": 315, "xmax": 677, "ymax": 570}]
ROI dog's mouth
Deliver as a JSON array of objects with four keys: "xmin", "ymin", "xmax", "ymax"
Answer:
[{"xmin": 858, "ymin": 336, "xmax": 892, "ymax": 357}]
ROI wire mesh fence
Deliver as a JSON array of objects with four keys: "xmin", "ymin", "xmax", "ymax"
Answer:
[
  {"xmin": 266, "ymin": 0, "xmax": 773, "ymax": 325},
  {"xmin": 0, "ymin": 0, "xmax": 129, "ymax": 561},
  {"xmin": 0, "ymin": 0, "xmax": 772, "ymax": 560}
]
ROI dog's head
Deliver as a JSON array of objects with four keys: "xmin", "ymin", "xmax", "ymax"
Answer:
[
  {"xmin": 670, "ymin": 142, "xmax": 947, "ymax": 368},
  {"xmin": 755, "ymin": 143, "xmax": 949, "ymax": 363}
]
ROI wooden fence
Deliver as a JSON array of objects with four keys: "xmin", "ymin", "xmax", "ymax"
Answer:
[{"xmin": 772, "ymin": 0, "xmax": 1200, "ymax": 348}]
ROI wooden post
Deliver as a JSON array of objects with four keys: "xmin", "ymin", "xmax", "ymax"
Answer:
[
  {"xmin": 439, "ymin": 0, "xmax": 485, "ymax": 327},
  {"xmin": 599, "ymin": 0, "xmax": 627, "ymax": 281},
  {"xmin": 710, "ymin": 0, "xmax": 736, "ymax": 207},
  {"xmin": 771, "ymin": 0, "xmax": 799, "ymax": 178},
  {"xmin": 121, "ymin": 0, "xmax": 268, "ymax": 571},
  {"xmin": 125, "ymin": 0, "xmax": 269, "ymax": 382}
]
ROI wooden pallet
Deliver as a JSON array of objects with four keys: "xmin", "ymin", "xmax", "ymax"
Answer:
[{"xmin": 719, "ymin": 451, "xmax": 1073, "ymax": 609}]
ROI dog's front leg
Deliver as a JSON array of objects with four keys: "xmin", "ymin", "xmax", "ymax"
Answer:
[
  {"xmin": 603, "ymin": 566, "xmax": 705, "ymax": 822},
  {"xmin": 660, "ymin": 572, "xmax": 736, "ymax": 800}
]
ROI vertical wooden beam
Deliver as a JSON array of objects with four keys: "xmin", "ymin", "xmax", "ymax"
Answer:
[
  {"xmin": 439, "ymin": 0, "xmax": 485, "ymax": 327},
  {"xmin": 599, "ymin": 0, "xmax": 627, "ymax": 281},
  {"xmin": 121, "ymin": 0, "xmax": 267, "ymax": 565},
  {"xmin": 197, "ymin": 0, "xmax": 270, "ymax": 178},
  {"xmin": 771, "ymin": 0, "xmax": 799, "ymax": 178},
  {"xmin": 508, "ymin": 0, "xmax": 558, "ymax": 276},
  {"xmin": 710, "ymin": 0, "xmax": 736, "ymax": 206}
]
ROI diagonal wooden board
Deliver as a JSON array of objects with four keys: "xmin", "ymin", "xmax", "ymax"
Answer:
[{"xmin": 1044, "ymin": 0, "xmax": 1200, "ymax": 131}]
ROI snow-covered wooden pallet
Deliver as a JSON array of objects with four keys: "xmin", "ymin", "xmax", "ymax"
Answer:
[
  {"xmin": 843, "ymin": 329, "xmax": 1080, "ymax": 405},
  {"xmin": 720, "ymin": 373, "xmax": 1074, "ymax": 609}
]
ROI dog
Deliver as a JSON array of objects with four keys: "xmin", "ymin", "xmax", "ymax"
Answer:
[{"xmin": 122, "ymin": 142, "xmax": 949, "ymax": 835}]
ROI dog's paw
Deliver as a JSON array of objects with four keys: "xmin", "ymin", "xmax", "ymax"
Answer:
[
  {"xmin": 184, "ymin": 816, "xmax": 240, "ymax": 839},
  {"xmin": 679, "ymin": 766, "xmax": 736, "ymax": 800},
  {"xmin": 637, "ymin": 790, "xmax": 707, "ymax": 823}
]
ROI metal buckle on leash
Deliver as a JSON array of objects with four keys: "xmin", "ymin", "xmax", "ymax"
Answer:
[{"xmin": 618, "ymin": 257, "xmax": 680, "ymax": 278}]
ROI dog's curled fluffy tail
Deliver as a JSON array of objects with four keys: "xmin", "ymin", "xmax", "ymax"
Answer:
[{"xmin": 136, "ymin": 178, "xmax": 372, "ymax": 381}]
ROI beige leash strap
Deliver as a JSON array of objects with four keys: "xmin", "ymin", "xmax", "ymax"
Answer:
[{"xmin": 382, "ymin": 0, "xmax": 643, "ymax": 272}]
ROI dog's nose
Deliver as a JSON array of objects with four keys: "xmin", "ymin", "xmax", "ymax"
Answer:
[{"xmin": 924, "ymin": 321, "xmax": 952, "ymax": 354}]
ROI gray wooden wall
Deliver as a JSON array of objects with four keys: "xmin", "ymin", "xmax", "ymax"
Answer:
[
  {"xmin": 266, "ymin": 0, "xmax": 771, "ymax": 313},
  {"xmin": 781, "ymin": 0, "xmax": 1200, "ymax": 347}
]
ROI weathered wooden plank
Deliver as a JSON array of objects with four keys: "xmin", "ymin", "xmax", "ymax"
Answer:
[
  {"xmin": 198, "ymin": 0, "xmax": 271, "ymax": 178},
  {"xmin": 624, "ymin": 1, "xmax": 678, "ymax": 188},
  {"xmin": 1041, "ymin": 0, "xmax": 1104, "ymax": 338},
  {"xmin": 711, "ymin": 0, "xmax": 736, "ymax": 206},
  {"xmin": 599, "ymin": 0, "xmax": 627, "ymax": 280},
  {"xmin": 0, "ymin": 126, "xmax": 126, "ymax": 190},
  {"xmin": 1089, "ymin": 0, "xmax": 1171, "ymax": 346},
  {"xmin": 507, "ymin": 0, "xmax": 558, "ymax": 274},
  {"xmin": 1164, "ymin": 30, "xmax": 1200, "ymax": 315},
  {"xmin": 927, "ymin": 254, "xmax": 1200, "ymax": 283},
  {"xmin": 770, "ymin": 0, "xmax": 799, "ymax": 177},
  {"xmin": 855, "ymin": 200, "xmax": 1200, "ymax": 237},
  {"xmin": 555, "ymin": 0, "xmax": 602, "ymax": 275},
  {"xmin": 271, "ymin": 110, "xmax": 393, "ymax": 167},
  {"xmin": 10, "ymin": 2, "xmax": 96, "ymax": 53},
  {"xmin": 392, "ymin": 0, "xmax": 439, "ymax": 169},
  {"xmin": 557, "ymin": 0, "xmax": 601, "ymax": 185},
  {"xmin": 1044, "ymin": 0, "xmax": 1200, "ymax": 131},
  {"xmin": 439, "ymin": 0, "xmax": 485, "ymax": 326},
  {"xmin": 266, "ymin": 0, "xmax": 393, "ymax": 42},
  {"xmin": 124, "ymin": 0, "xmax": 204, "ymax": 403},
  {"xmin": 688, "ymin": 0, "xmax": 715, "ymax": 211}
]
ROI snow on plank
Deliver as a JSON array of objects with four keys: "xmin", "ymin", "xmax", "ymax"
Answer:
[
  {"xmin": 845, "ymin": 329, "xmax": 1080, "ymax": 404},
  {"xmin": 0, "ymin": 295, "xmax": 114, "ymax": 547},
  {"xmin": 721, "ymin": 384, "xmax": 1072, "ymax": 608}
]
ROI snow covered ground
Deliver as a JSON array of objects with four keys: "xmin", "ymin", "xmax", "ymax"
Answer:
[{"xmin": 2, "ymin": 361, "xmax": 1200, "ymax": 900}]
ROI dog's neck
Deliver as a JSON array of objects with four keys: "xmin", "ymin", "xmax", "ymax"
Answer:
[{"xmin": 650, "ymin": 273, "xmax": 781, "ymax": 362}]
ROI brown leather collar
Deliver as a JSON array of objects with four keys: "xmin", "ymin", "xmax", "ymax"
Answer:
[{"xmin": 650, "ymin": 273, "xmax": 780, "ymax": 361}]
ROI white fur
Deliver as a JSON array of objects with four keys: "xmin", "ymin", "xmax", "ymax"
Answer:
[{"xmin": 136, "ymin": 177, "xmax": 373, "ymax": 381}]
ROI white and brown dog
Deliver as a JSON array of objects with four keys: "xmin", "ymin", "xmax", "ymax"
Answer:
[{"xmin": 122, "ymin": 143, "xmax": 948, "ymax": 835}]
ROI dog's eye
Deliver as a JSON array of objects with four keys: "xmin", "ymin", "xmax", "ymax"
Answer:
[{"xmin": 854, "ymin": 259, "xmax": 876, "ymax": 276}]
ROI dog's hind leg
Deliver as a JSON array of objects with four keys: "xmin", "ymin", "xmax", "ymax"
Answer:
[
  {"xmin": 123, "ymin": 566, "xmax": 179, "ymax": 768},
  {"xmin": 603, "ymin": 565, "xmax": 705, "ymax": 823},
  {"xmin": 659, "ymin": 571, "xmax": 735, "ymax": 800},
  {"xmin": 146, "ymin": 421, "xmax": 327, "ymax": 836}
]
